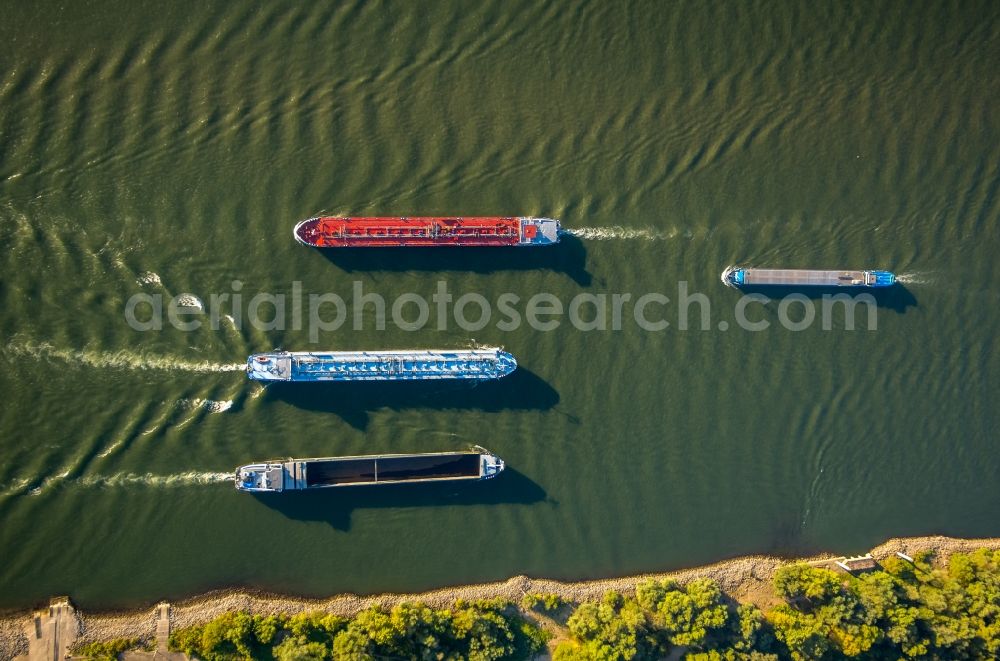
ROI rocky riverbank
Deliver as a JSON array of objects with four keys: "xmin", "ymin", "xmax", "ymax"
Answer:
[{"xmin": 3, "ymin": 535, "xmax": 999, "ymax": 660}]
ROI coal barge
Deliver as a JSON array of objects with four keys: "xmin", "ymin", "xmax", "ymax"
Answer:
[{"xmin": 235, "ymin": 449, "xmax": 505, "ymax": 492}]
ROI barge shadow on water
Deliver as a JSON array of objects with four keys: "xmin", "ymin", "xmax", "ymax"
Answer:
[
  {"xmin": 724, "ymin": 284, "xmax": 918, "ymax": 314},
  {"xmin": 264, "ymin": 366, "xmax": 560, "ymax": 429},
  {"xmin": 251, "ymin": 467, "xmax": 547, "ymax": 531},
  {"xmin": 316, "ymin": 232, "xmax": 592, "ymax": 286}
]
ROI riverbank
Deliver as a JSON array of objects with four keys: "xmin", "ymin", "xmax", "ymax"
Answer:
[{"xmin": 3, "ymin": 535, "xmax": 999, "ymax": 660}]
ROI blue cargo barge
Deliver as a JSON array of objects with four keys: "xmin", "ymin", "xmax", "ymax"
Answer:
[
  {"xmin": 722, "ymin": 266, "xmax": 896, "ymax": 288},
  {"xmin": 247, "ymin": 348, "xmax": 517, "ymax": 382}
]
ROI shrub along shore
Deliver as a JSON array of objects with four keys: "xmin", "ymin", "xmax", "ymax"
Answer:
[{"xmin": 2, "ymin": 535, "xmax": 999, "ymax": 660}]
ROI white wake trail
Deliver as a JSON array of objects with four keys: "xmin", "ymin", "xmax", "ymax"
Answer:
[
  {"xmin": 564, "ymin": 226, "xmax": 674, "ymax": 240},
  {"xmin": 5, "ymin": 341, "xmax": 244, "ymax": 373},
  {"xmin": 77, "ymin": 471, "xmax": 234, "ymax": 488},
  {"xmin": 178, "ymin": 398, "xmax": 235, "ymax": 413},
  {"xmin": 893, "ymin": 271, "xmax": 935, "ymax": 285},
  {"xmin": 9, "ymin": 471, "xmax": 234, "ymax": 497},
  {"xmin": 137, "ymin": 271, "xmax": 162, "ymax": 286}
]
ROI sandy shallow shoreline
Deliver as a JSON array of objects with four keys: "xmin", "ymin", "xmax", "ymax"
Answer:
[{"xmin": 3, "ymin": 535, "xmax": 999, "ymax": 660}]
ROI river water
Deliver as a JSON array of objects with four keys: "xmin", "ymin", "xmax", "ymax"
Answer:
[{"xmin": 1, "ymin": 0, "xmax": 998, "ymax": 609}]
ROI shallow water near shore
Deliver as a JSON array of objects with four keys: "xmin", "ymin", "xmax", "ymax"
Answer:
[{"xmin": 1, "ymin": 0, "xmax": 998, "ymax": 609}]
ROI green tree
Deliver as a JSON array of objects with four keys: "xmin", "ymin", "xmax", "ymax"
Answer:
[
  {"xmin": 772, "ymin": 565, "xmax": 843, "ymax": 604},
  {"xmin": 555, "ymin": 591, "xmax": 659, "ymax": 660},
  {"xmin": 730, "ymin": 604, "xmax": 775, "ymax": 655},
  {"xmin": 198, "ymin": 612, "xmax": 264, "ymax": 660},
  {"xmin": 169, "ymin": 623, "xmax": 205, "ymax": 656},
  {"xmin": 768, "ymin": 605, "xmax": 831, "ymax": 660},
  {"xmin": 636, "ymin": 578, "xmax": 729, "ymax": 649},
  {"xmin": 331, "ymin": 626, "xmax": 375, "ymax": 661},
  {"xmin": 271, "ymin": 637, "xmax": 329, "ymax": 661},
  {"xmin": 521, "ymin": 592, "xmax": 565, "ymax": 612}
]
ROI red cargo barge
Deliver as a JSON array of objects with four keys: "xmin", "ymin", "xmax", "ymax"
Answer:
[{"xmin": 294, "ymin": 216, "xmax": 561, "ymax": 247}]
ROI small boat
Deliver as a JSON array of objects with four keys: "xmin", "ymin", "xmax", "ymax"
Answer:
[
  {"xmin": 294, "ymin": 216, "xmax": 561, "ymax": 247},
  {"xmin": 722, "ymin": 266, "xmax": 896, "ymax": 288},
  {"xmin": 235, "ymin": 449, "xmax": 505, "ymax": 492},
  {"xmin": 247, "ymin": 348, "xmax": 517, "ymax": 382}
]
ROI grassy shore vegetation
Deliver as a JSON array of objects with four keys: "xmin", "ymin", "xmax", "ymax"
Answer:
[
  {"xmin": 147, "ymin": 549, "xmax": 1000, "ymax": 660},
  {"xmin": 521, "ymin": 592, "xmax": 566, "ymax": 613},
  {"xmin": 73, "ymin": 638, "xmax": 141, "ymax": 660}
]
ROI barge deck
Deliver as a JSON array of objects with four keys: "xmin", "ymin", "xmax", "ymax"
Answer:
[
  {"xmin": 722, "ymin": 266, "xmax": 895, "ymax": 288},
  {"xmin": 236, "ymin": 450, "xmax": 504, "ymax": 492}
]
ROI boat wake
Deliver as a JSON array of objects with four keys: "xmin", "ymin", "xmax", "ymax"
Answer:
[
  {"xmin": 563, "ymin": 226, "xmax": 674, "ymax": 240},
  {"xmin": 894, "ymin": 272, "xmax": 935, "ymax": 285},
  {"xmin": 75, "ymin": 471, "xmax": 233, "ymax": 488},
  {"xmin": 4, "ymin": 471, "xmax": 234, "ymax": 497},
  {"xmin": 137, "ymin": 271, "xmax": 163, "ymax": 286},
  {"xmin": 0, "ymin": 477, "xmax": 33, "ymax": 497},
  {"xmin": 5, "ymin": 340, "xmax": 244, "ymax": 373},
  {"xmin": 178, "ymin": 398, "xmax": 234, "ymax": 413}
]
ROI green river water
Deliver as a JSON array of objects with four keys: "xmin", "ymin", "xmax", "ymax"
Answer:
[{"xmin": 1, "ymin": 0, "xmax": 998, "ymax": 609}]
